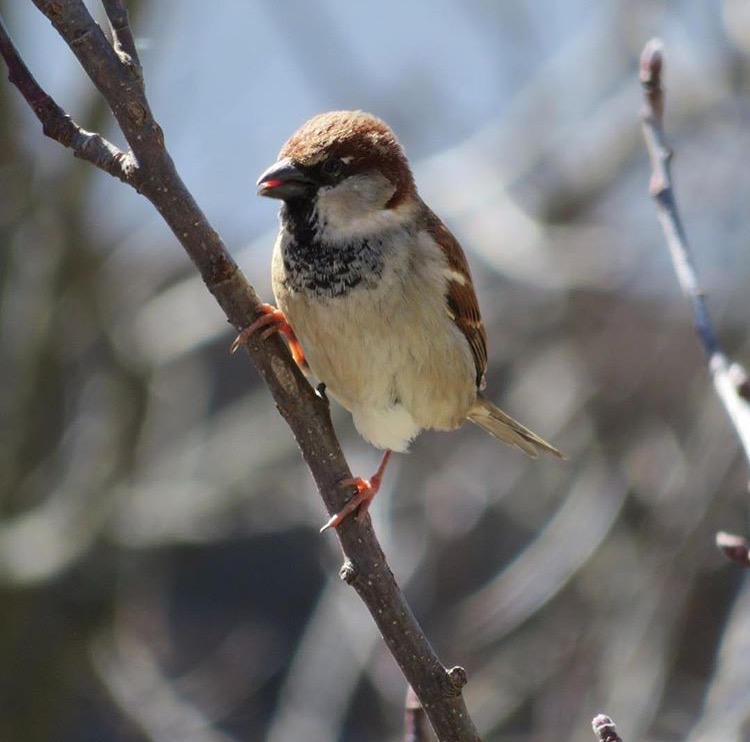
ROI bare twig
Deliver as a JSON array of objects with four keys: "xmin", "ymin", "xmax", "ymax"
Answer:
[
  {"xmin": 592, "ymin": 714, "xmax": 623, "ymax": 742},
  {"xmin": 639, "ymin": 38, "xmax": 750, "ymax": 471},
  {"xmin": 0, "ymin": 16, "xmax": 135, "ymax": 182},
  {"xmin": 0, "ymin": 3, "xmax": 480, "ymax": 740},
  {"xmin": 101, "ymin": 0, "xmax": 141, "ymax": 67}
]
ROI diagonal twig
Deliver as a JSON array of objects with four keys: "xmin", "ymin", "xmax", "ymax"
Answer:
[
  {"xmin": 101, "ymin": 0, "xmax": 140, "ymax": 67},
  {"xmin": 0, "ymin": 15, "xmax": 135, "ymax": 182},
  {"xmin": 639, "ymin": 38, "xmax": 750, "ymax": 468},
  {"xmin": 639, "ymin": 38, "xmax": 750, "ymax": 565},
  {"xmin": 0, "ymin": 3, "xmax": 481, "ymax": 740}
]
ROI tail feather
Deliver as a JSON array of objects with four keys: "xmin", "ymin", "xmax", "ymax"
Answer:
[{"xmin": 467, "ymin": 397, "xmax": 564, "ymax": 459}]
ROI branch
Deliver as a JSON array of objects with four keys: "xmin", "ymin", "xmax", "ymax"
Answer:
[
  {"xmin": 0, "ymin": 3, "xmax": 480, "ymax": 740},
  {"xmin": 639, "ymin": 38, "xmax": 750, "ymax": 471},
  {"xmin": 0, "ymin": 15, "xmax": 136, "ymax": 182},
  {"xmin": 101, "ymin": 0, "xmax": 140, "ymax": 66}
]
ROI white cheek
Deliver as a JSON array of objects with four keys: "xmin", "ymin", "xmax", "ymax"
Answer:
[{"xmin": 314, "ymin": 173, "xmax": 413, "ymax": 241}]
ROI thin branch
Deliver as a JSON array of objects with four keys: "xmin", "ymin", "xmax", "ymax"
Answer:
[
  {"xmin": 1, "ymin": 3, "xmax": 481, "ymax": 740},
  {"xmin": 592, "ymin": 714, "xmax": 623, "ymax": 742},
  {"xmin": 0, "ymin": 14, "xmax": 136, "ymax": 183},
  {"xmin": 639, "ymin": 38, "xmax": 750, "ymax": 470},
  {"xmin": 101, "ymin": 0, "xmax": 141, "ymax": 67}
]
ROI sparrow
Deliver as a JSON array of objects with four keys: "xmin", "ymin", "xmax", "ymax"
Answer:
[{"xmin": 233, "ymin": 111, "xmax": 563, "ymax": 531}]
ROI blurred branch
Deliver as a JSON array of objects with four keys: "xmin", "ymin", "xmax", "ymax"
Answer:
[
  {"xmin": 0, "ymin": 375, "xmax": 123, "ymax": 584},
  {"xmin": 265, "ymin": 574, "xmax": 381, "ymax": 742},
  {"xmin": 592, "ymin": 714, "xmax": 623, "ymax": 742},
  {"xmin": 0, "ymin": 2, "xmax": 480, "ymax": 740},
  {"xmin": 453, "ymin": 455, "xmax": 625, "ymax": 644},
  {"xmin": 639, "ymin": 38, "xmax": 750, "ymax": 469},
  {"xmin": 640, "ymin": 38, "xmax": 750, "ymax": 560},
  {"xmin": 405, "ymin": 685, "xmax": 431, "ymax": 742},
  {"xmin": 91, "ymin": 630, "xmax": 238, "ymax": 742},
  {"xmin": 684, "ymin": 574, "xmax": 750, "ymax": 741}
]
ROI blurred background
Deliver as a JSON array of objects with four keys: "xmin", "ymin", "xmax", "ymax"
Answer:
[{"xmin": 1, "ymin": 1, "xmax": 750, "ymax": 740}]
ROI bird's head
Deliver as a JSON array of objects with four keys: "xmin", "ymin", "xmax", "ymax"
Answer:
[{"xmin": 257, "ymin": 111, "xmax": 417, "ymax": 238}]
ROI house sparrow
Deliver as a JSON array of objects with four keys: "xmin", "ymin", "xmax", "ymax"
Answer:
[{"xmin": 233, "ymin": 111, "xmax": 563, "ymax": 531}]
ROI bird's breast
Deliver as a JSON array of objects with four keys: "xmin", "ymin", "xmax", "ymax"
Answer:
[
  {"xmin": 271, "ymin": 227, "xmax": 478, "ymax": 451},
  {"xmin": 278, "ymin": 232, "xmax": 386, "ymax": 299}
]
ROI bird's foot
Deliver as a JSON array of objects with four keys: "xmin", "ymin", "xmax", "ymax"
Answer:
[
  {"xmin": 320, "ymin": 450, "xmax": 392, "ymax": 532},
  {"xmin": 230, "ymin": 303, "xmax": 306, "ymax": 367}
]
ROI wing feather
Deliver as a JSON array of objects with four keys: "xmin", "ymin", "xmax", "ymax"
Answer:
[{"xmin": 424, "ymin": 209, "xmax": 488, "ymax": 389}]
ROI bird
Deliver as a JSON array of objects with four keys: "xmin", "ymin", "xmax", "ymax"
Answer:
[{"xmin": 232, "ymin": 111, "xmax": 563, "ymax": 531}]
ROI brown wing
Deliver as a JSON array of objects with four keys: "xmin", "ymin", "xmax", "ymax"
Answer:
[{"xmin": 425, "ymin": 210, "xmax": 488, "ymax": 390}]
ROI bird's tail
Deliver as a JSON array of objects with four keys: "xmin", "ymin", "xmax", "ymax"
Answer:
[{"xmin": 467, "ymin": 396, "xmax": 564, "ymax": 459}]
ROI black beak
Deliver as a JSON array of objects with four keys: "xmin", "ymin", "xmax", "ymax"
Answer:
[{"xmin": 256, "ymin": 158, "xmax": 313, "ymax": 200}]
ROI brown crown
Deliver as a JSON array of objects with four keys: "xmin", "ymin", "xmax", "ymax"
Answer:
[{"xmin": 279, "ymin": 111, "xmax": 415, "ymax": 206}]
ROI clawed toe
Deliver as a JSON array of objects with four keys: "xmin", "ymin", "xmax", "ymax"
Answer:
[
  {"xmin": 319, "ymin": 450, "xmax": 392, "ymax": 532},
  {"xmin": 319, "ymin": 477, "xmax": 374, "ymax": 532},
  {"xmin": 230, "ymin": 304, "xmax": 306, "ymax": 367},
  {"xmin": 230, "ymin": 310, "xmax": 281, "ymax": 354}
]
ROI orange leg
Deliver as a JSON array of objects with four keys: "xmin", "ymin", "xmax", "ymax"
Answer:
[
  {"xmin": 320, "ymin": 450, "xmax": 392, "ymax": 532},
  {"xmin": 230, "ymin": 303, "xmax": 306, "ymax": 367}
]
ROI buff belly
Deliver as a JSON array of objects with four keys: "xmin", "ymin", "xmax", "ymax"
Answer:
[{"xmin": 273, "ymin": 257, "xmax": 478, "ymax": 452}]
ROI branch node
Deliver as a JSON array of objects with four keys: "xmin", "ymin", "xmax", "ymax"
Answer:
[
  {"xmin": 125, "ymin": 99, "xmax": 148, "ymax": 127},
  {"xmin": 592, "ymin": 713, "xmax": 623, "ymax": 742},
  {"xmin": 639, "ymin": 38, "xmax": 663, "ymax": 87},
  {"xmin": 339, "ymin": 559, "xmax": 358, "ymax": 584},
  {"xmin": 640, "ymin": 37, "xmax": 665, "ymax": 124},
  {"xmin": 442, "ymin": 666, "xmax": 468, "ymax": 697},
  {"xmin": 119, "ymin": 52, "xmax": 142, "ymax": 81},
  {"xmin": 716, "ymin": 531, "xmax": 750, "ymax": 566},
  {"xmin": 102, "ymin": 0, "xmax": 142, "ymax": 68},
  {"xmin": 648, "ymin": 173, "xmax": 668, "ymax": 198}
]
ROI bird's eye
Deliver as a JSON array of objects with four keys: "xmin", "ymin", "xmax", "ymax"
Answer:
[{"xmin": 321, "ymin": 158, "xmax": 344, "ymax": 178}]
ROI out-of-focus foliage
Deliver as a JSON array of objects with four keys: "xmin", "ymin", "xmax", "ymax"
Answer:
[{"xmin": 1, "ymin": 2, "xmax": 749, "ymax": 741}]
